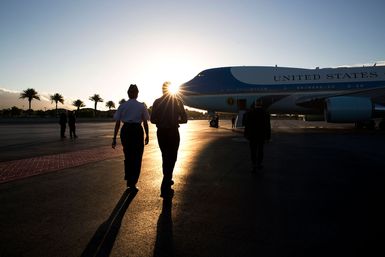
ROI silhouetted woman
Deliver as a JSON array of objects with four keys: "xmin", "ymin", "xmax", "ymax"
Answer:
[{"xmin": 112, "ymin": 84, "xmax": 150, "ymax": 190}]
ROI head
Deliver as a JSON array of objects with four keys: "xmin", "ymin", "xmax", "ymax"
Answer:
[
  {"xmin": 127, "ymin": 84, "xmax": 139, "ymax": 99},
  {"xmin": 162, "ymin": 81, "xmax": 171, "ymax": 95}
]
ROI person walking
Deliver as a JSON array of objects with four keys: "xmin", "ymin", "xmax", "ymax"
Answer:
[
  {"xmin": 59, "ymin": 111, "xmax": 67, "ymax": 139},
  {"xmin": 231, "ymin": 116, "xmax": 236, "ymax": 128},
  {"xmin": 243, "ymin": 99, "xmax": 271, "ymax": 172},
  {"xmin": 151, "ymin": 82, "xmax": 188, "ymax": 198},
  {"xmin": 112, "ymin": 84, "xmax": 150, "ymax": 191},
  {"xmin": 68, "ymin": 111, "xmax": 78, "ymax": 139}
]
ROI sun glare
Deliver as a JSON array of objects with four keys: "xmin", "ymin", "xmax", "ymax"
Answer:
[{"xmin": 168, "ymin": 83, "xmax": 180, "ymax": 95}]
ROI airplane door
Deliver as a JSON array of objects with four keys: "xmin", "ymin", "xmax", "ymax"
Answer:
[
  {"xmin": 235, "ymin": 99, "xmax": 247, "ymax": 128},
  {"xmin": 237, "ymin": 99, "xmax": 247, "ymax": 110}
]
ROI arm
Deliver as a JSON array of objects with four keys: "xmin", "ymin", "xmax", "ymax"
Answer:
[
  {"xmin": 112, "ymin": 120, "xmax": 121, "ymax": 149},
  {"xmin": 243, "ymin": 113, "xmax": 250, "ymax": 139},
  {"xmin": 143, "ymin": 120, "xmax": 149, "ymax": 145},
  {"xmin": 265, "ymin": 112, "xmax": 271, "ymax": 141},
  {"xmin": 142, "ymin": 104, "xmax": 150, "ymax": 145},
  {"xmin": 178, "ymin": 100, "xmax": 188, "ymax": 124},
  {"xmin": 150, "ymin": 101, "xmax": 158, "ymax": 124}
]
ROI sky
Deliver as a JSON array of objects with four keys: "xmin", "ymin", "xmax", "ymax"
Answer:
[{"xmin": 1, "ymin": 0, "xmax": 385, "ymax": 110}]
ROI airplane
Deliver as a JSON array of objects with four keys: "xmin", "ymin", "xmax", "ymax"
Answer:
[{"xmin": 179, "ymin": 64, "xmax": 385, "ymax": 129}]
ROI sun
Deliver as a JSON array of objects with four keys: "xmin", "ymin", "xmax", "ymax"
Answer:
[{"xmin": 168, "ymin": 83, "xmax": 180, "ymax": 95}]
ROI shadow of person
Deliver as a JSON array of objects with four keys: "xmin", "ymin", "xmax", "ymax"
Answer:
[
  {"xmin": 153, "ymin": 198, "xmax": 174, "ymax": 257},
  {"xmin": 81, "ymin": 189, "xmax": 138, "ymax": 257}
]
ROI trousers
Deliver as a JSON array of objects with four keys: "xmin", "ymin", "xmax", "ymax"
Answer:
[
  {"xmin": 120, "ymin": 123, "xmax": 144, "ymax": 186},
  {"xmin": 249, "ymin": 139, "xmax": 265, "ymax": 166},
  {"xmin": 157, "ymin": 127, "xmax": 180, "ymax": 191},
  {"xmin": 60, "ymin": 124, "xmax": 66, "ymax": 138}
]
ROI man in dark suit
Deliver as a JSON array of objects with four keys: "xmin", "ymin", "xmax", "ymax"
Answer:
[
  {"xmin": 59, "ymin": 111, "xmax": 67, "ymax": 139},
  {"xmin": 151, "ymin": 82, "xmax": 188, "ymax": 198},
  {"xmin": 243, "ymin": 99, "xmax": 271, "ymax": 172}
]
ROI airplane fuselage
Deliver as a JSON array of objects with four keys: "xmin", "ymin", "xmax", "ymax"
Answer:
[{"xmin": 180, "ymin": 66, "xmax": 385, "ymax": 123}]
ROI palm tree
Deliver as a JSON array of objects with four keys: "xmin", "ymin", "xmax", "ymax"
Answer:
[
  {"xmin": 105, "ymin": 100, "xmax": 116, "ymax": 110},
  {"xmin": 73, "ymin": 99, "xmax": 85, "ymax": 111},
  {"xmin": 89, "ymin": 94, "xmax": 103, "ymax": 112},
  {"xmin": 50, "ymin": 93, "xmax": 64, "ymax": 112},
  {"xmin": 19, "ymin": 88, "xmax": 40, "ymax": 110},
  {"xmin": 119, "ymin": 98, "xmax": 126, "ymax": 105}
]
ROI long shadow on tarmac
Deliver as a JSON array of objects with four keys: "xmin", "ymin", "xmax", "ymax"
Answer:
[
  {"xmin": 153, "ymin": 198, "xmax": 174, "ymax": 257},
  {"xmin": 81, "ymin": 189, "xmax": 137, "ymax": 257},
  {"xmin": 172, "ymin": 127, "xmax": 385, "ymax": 257}
]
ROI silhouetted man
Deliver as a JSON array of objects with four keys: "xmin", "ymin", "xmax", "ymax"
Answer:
[
  {"xmin": 232, "ymin": 116, "xmax": 236, "ymax": 128},
  {"xmin": 59, "ymin": 111, "xmax": 67, "ymax": 139},
  {"xmin": 68, "ymin": 111, "xmax": 77, "ymax": 139},
  {"xmin": 151, "ymin": 82, "xmax": 187, "ymax": 198},
  {"xmin": 244, "ymin": 99, "xmax": 271, "ymax": 172}
]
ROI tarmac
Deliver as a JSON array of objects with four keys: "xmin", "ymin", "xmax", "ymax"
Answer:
[{"xmin": 0, "ymin": 119, "xmax": 384, "ymax": 257}]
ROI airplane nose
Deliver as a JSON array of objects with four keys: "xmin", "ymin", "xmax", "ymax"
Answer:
[
  {"xmin": 179, "ymin": 81, "xmax": 196, "ymax": 106},
  {"xmin": 179, "ymin": 81, "xmax": 195, "ymax": 96}
]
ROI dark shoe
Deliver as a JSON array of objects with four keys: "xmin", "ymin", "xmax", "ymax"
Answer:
[
  {"xmin": 126, "ymin": 181, "xmax": 137, "ymax": 189},
  {"xmin": 128, "ymin": 186, "xmax": 139, "ymax": 193}
]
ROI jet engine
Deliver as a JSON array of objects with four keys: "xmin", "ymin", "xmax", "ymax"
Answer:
[{"xmin": 324, "ymin": 97, "xmax": 373, "ymax": 123}]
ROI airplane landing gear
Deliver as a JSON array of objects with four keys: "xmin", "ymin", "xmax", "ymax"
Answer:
[
  {"xmin": 209, "ymin": 119, "xmax": 218, "ymax": 128},
  {"xmin": 209, "ymin": 115, "xmax": 219, "ymax": 128},
  {"xmin": 355, "ymin": 120, "xmax": 376, "ymax": 130}
]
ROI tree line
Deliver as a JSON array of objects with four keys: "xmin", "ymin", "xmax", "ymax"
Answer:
[
  {"xmin": 18, "ymin": 88, "xmax": 117, "ymax": 112},
  {"xmin": 3, "ymin": 88, "xmax": 207, "ymax": 119}
]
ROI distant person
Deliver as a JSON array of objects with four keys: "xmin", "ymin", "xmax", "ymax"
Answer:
[
  {"xmin": 231, "ymin": 116, "xmax": 236, "ymax": 128},
  {"xmin": 59, "ymin": 111, "xmax": 67, "ymax": 139},
  {"xmin": 151, "ymin": 81, "xmax": 188, "ymax": 198},
  {"xmin": 68, "ymin": 111, "xmax": 78, "ymax": 139},
  {"xmin": 243, "ymin": 99, "xmax": 271, "ymax": 172},
  {"xmin": 112, "ymin": 84, "xmax": 150, "ymax": 191}
]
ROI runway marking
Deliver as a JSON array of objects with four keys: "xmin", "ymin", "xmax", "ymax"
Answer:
[{"xmin": 0, "ymin": 146, "xmax": 123, "ymax": 184}]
